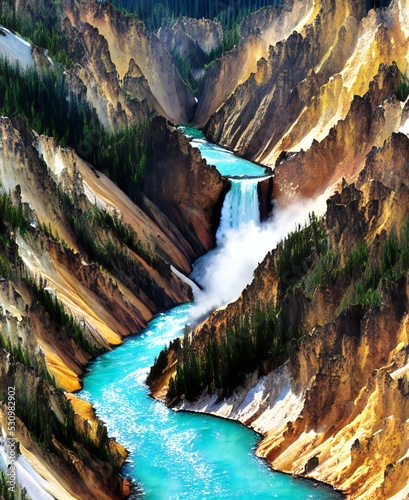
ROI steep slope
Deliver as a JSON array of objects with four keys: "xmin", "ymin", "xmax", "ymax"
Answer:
[
  {"xmin": 194, "ymin": 0, "xmax": 316, "ymax": 128},
  {"xmin": 158, "ymin": 17, "xmax": 223, "ymax": 82},
  {"xmin": 148, "ymin": 1, "xmax": 409, "ymax": 498},
  {"xmin": 0, "ymin": 55, "xmax": 225, "ymax": 496},
  {"xmin": 2, "ymin": 0, "xmax": 409, "ymax": 498},
  {"xmin": 273, "ymin": 62, "xmax": 404, "ymax": 204},
  {"xmin": 150, "ymin": 130, "xmax": 409, "ymax": 499},
  {"xmin": 65, "ymin": 0, "xmax": 196, "ymax": 125},
  {"xmin": 0, "ymin": 109, "xmax": 227, "ymax": 496},
  {"xmin": 201, "ymin": 0, "xmax": 407, "ymax": 170}
]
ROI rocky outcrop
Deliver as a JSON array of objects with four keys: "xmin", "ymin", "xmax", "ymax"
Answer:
[
  {"xmin": 273, "ymin": 62, "xmax": 404, "ymax": 205},
  {"xmin": 194, "ymin": 0, "xmax": 316, "ymax": 128},
  {"xmin": 0, "ymin": 113, "xmax": 226, "ymax": 497},
  {"xmin": 122, "ymin": 59, "xmax": 167, "ymax": 118},
  {"xmin": 200, "ymin": 0, "xmax": 408, "ymax": 166},
  {"xmin": 0, "ymin": 117, "xmax": 191, "ymax": 381},
  {"xmin": 0, "ymin": 352, "xmax": 130, "ymax": 499},
  {"xmin": 158, "ymin": 18, "xmax": 223, "ymax": 80},
  {"xmin": 160, "ymin": 17, "xmax": 223, "ymax": 56},
  {"xmin": 150, "ymin": 129, "xmax": 409, "ymax": 498},
  {"xmin": 63, "ymin": 19, "xmax": 136, "ymax": 131},
  {"xmin": 64, "ymin": 0, "xmax": 196, "ymax": 125},
  {"xmin": 142, "ymin": 117, "xmax": 229, "ymax": 257}
]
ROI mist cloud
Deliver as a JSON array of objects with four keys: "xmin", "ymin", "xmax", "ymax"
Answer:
[{"xmin": 189, "ymin": 194, "xmax": 328, "ymax": 323}]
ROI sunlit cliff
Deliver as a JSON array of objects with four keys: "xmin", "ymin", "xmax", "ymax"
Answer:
[{"xmin": 2, "ymin": 0, "xmax": 409, "ymax": 497}]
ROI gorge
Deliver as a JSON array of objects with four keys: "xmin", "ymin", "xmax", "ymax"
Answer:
[
  {"xmin": 79, "ymin": 134, "xmax": 341, "ymax": 499},
  {"xmin": 0, "ymin": 0, "xmax": 409, "ymax": 498}
]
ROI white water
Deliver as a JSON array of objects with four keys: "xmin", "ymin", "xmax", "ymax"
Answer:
[
  {"xmin": 0, "ymin": 26, "xmax": 34, "ymax": 69},
  {"xmin": 217, "ymin": 178, "xmax": 261, "ymax": 241},
  {"xmin": 190, "ymin": 193, "xmax": 327, "ymax": 321},
  {"xmin": 80, "ymin": 132, "xmax": 342, "ymax": 499}
]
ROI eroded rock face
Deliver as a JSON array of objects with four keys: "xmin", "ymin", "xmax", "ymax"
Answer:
[
  {"xmin": 161, "ymin": 17, "xmax": 223, "ymax": 55},
  {"xmin": 0, "ymin": 354, "xmax": 130, "ymax": 499},
  {"xmin": 0, "ymin": 113, "xmax": 226, "ymax": 497},
  {"xmin": 149, "ymin": 128, "xmax": 409, "ymax": 498},
  {"xmin": 200, "ymin": 0, "xmax": 408, "ymax": 169},
  {"xmin": 142, "ymin": 117, "xmax": 229, "ymax": 257},
  {"xmin": 194, "ymin": 0, "xmax": 315, "ymax": 128},
  {"xmin": 273, "ymin": 62, "xmax": 403, "ymax": 205},
  {"xmin": 64, "ymin": 0, "xmax": 196, "ymax": 125},
  {"xmin": 158, "ymin": 18, "xmax": 223, "ymax": 81}
]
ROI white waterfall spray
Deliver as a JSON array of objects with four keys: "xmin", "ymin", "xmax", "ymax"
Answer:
[
  {"xmin": 216, "ymin": 178, "xmax": 261, "ymax": 242},
  {"xmin": 190, "ymin": 177, "xmax": 329, "ymax": 322}
]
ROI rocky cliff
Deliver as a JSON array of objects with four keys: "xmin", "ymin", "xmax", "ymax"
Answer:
[
  {"xmin": 200, "ymin": 0, "xmax": 408, "ymax": 170},
  {"xmin": 194, "ymin": 0, "xmax": 316, "ymax": 128},
  {"xmin": 65, "ymin": 0, "xmax": 196, "ymax": 126},
  {"xmin": 148, "ymin": 1, "xmax": 409, "ymax": 498},
  {"xmin": 150, "ymin": 130, "xmax": 409, "ymax": 499},
  {"xmin": 158, "ymin": 17, "xmax": 223, "ymax": 82},
  {"xmin": 0, "ymin": 94, "xmax": 224, "ymax": 497},
  {"xmin": 3, "ymin": 0, "xmax": 409, "ymax": 497}
]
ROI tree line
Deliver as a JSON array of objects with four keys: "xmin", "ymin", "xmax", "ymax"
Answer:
[
  {"xmin": 166, "ymin": 306, "xmax": 296, "ymax": 401},
  {"xmin": 111, "ymin": 0, "xmax": 282, "ymax": 52},
  {"xmin": 0, "ymin": 0, "xmax": 71, "ymax": 66},
  {"xmin": 0, "ymin": 59, "xmax": 151, "ymax": 204}
]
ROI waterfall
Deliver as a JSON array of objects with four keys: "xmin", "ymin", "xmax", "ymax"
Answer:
[{"xmin": 217, "ymin": 178, "xmax": 261, "ymax": 242}]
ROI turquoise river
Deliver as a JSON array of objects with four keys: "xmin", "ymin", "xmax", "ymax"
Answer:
[{"xmin": 79, "ymin": 130, "xmax": 343, "ymax": 499}]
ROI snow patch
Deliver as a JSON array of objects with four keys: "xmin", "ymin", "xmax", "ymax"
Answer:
[
  {"xmin": 53, "ymin": 153, "xmax": 65, "ymax": 177},
  {"xmin": 398, "ymin": 0, "xmax": 409, "ymax": 39},
  {"xmin": 0, "ymin": 26, "xmax": 34, "ymax": 70},
  {"xmin": 0, "ymin": 431, "xmax": 54, "ymax": 500},
  {"xmin": 399, "ymin": 116, "xmax": 409, "ymax": 137},
  {"xmin": 82, "ymin": 181, "xmax": 109, "ymax": 209}
]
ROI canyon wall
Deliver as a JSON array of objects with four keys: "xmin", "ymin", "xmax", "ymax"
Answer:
[
  {"xmin": 151, "ymin": 130, "xmax": 409, "ymax": 499},
  {"xmin": 149, "ymin": 2, "xmax": 409, "ymax": 498},
  {"xmin": 200, "ymin": 0, "xmax": 408, "ymax": 172},
  {"xmin": 65, "ymin": 0, "xmax": 196, "ymax": 127}
]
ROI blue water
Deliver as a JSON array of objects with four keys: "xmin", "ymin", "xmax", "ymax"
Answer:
[
  {"xmin": 181, "ymin": 127, "xmax": 270, "ymax": 178},
  {"xmin": 216, "ymin": 178, "xmax": 261, "ymax": 241},
  {"xmin": 79, "ymin": 131, "xmax": 343, "ymax": 499},
  {"xmin": 80, "ymin": 306, "xmax": 342, "ymax": 499}
]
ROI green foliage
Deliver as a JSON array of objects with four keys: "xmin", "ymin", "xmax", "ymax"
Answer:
[
  {"xmin": 339, "ymin": 221, "xmax": 409, "ymax": 312},
  {"xmin": 167, "ymin": 306, "xmax": 298, "ymax": 401},
  {"xmin": 109, "ymin": 0, "xmax": 281, "ymax": 55},
  {"xmin": 304, "ymin": 249, "xmax": 337, "ymax": 298},
  {"xmin": 146, "ymin": 349, "xmax": 169, "ymax": 386},
  {"xmin": 0, "ymin": 191, "xmax": 28, "ymax": 279},
  {"xmin": 0, "ymin": 471, "xmax": 12, "ymax": 500},
  {"xmin": 61, "ymin": 400, "xmax": 111, "ymax": 463},
  {"xmin": 69, "ymin": 210, "xmax": 114, "ymax": 271},
  {"xmin": 171, "ymin": 50, "xmax": 202, "ymax": 95},
  {"xmin": 276, "ymin": 213, "xmax": 327, "ymax": 292},
  {"xmin": 380, "ymin": 230, "xmax": 399, "ymax": 278},
  {"xmin": 344, "ymin": 243, "xmax": 369, "ymax": 276},
  {"xmin": 88, "ymin": 123, "xmax": 151, "ymax": 201},
  {"xmin": 4, "ymin": 377, "xmax": 56, "ymax": 448},
  {"xmin": 24, "ymin": 276, "xmax": 93, "ymax": 354},
  {"xmin": 0, "ymin": 192, "xmax": 28, "ymax": 234},
  {"xmin": 165, "ymin": 215, "xmax": 409, "ymax": 401},
  {"xmin": 94, "ymin": 208, "xmax": 134, "ymax": 247},
  {"xmin": 0, "ymin": 60, "xmax": 151, "ymax": 203},
  {"xmin": 0, "ymin": 60, "xmax": 99, "ymax": 148},
  {"xmin": 396, "ymin": 80, "xmax": 409, "ymax": 102},
  {"xmin": 0, "ymin": 333, "xmax": 32, "ymax": 367},
  {"xmin": 0, "ymin": 252, "xmax": 10, "ymax": 279},
  {"xmin": 62, "ymin": 200, "xmax": 170, "ymax": 277},
  {"xmin": 0, "ymin": 0, "xmax": 72, "ymax": 66}
]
